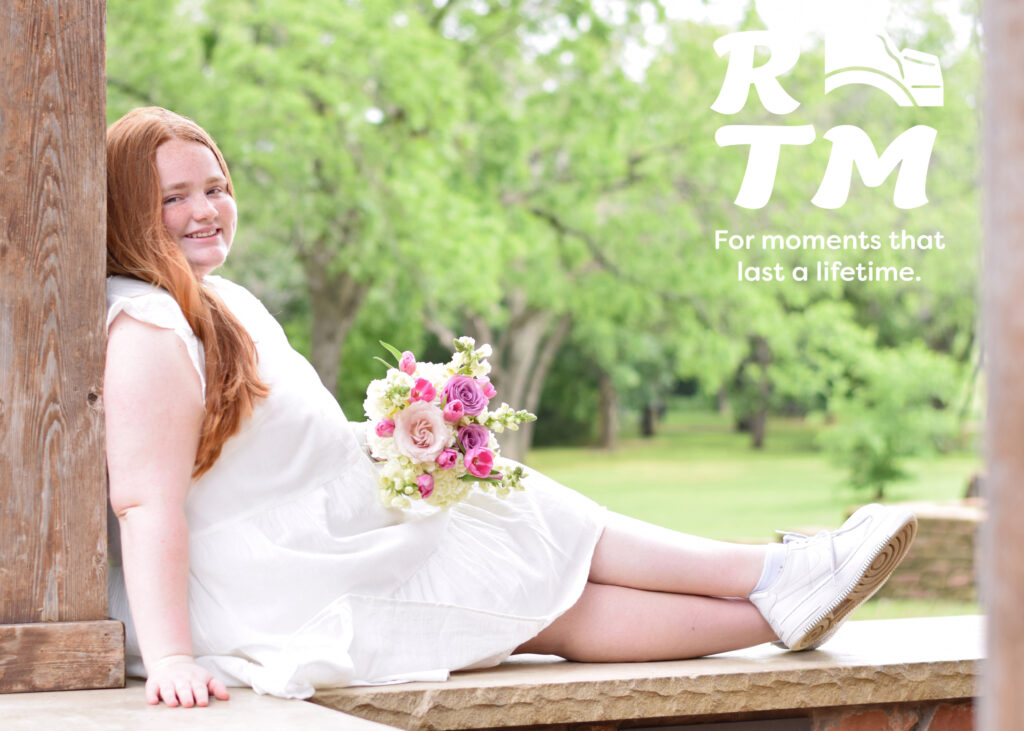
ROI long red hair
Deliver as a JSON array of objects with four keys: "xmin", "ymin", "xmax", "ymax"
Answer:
[{"xmin": 106, "ymin": 107, "xmax": 269, "ymax": 478}]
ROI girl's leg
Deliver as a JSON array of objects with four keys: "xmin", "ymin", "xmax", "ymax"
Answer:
[
  {"xmin": 588, "ymin": 512, "xmax": 770, "ymax": 598},
  {"xmin": 515, "ymin": 513, "xmax": 777, "ymax": 661},
  {"xmin": 546, "ymin": 504, "xmax": 919, "ymax": 657},
  {"xmin": 516, "ymin": 582, "xmax": 775, "ymax": 661}
]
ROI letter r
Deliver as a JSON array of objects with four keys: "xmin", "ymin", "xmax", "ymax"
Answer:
[{"xmin": 711, "ymin": 32, "xmax": 801, "ymax": 115}]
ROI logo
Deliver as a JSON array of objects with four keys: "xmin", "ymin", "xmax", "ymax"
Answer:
[{"xmin": 711, "ymin": 0, "xmax": 943, "ymax": 210}]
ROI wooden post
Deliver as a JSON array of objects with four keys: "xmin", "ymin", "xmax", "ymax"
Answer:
[
  {"xmin": 0, "ymin": 0, "xmax": 124, "ymax": 692},
  {"xmin": 982, "ymin": 0, "xmax": 1024, "ymax": 728}
]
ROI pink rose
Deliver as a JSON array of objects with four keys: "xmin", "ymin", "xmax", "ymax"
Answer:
[
  {"xmin": 480, "ymin": 379, "xmax": 497, "ymax": 399},
  {"xmin": 464, "ymin": 447, "xmax": 494, "ymax": 479},
  {"xmin": 399, "ymin": 351, "xmax": 417, "ymax": 375},
  {"xmin": 443, "ymin": 375, "xmax": 487, "ymax": 416},
  {"xmin": 436, "ymin": 449, "xmax": 458, "ymax": 469},
  {"xmin": 443, "ymin": 399, "xmax": 465, "ymax": 422},
  {"xmin": 417, "ymin": 473, "xmax": 434, "ymax": 499},
  {"xmin": 392, "ymin": 402, "xmax": 448, "ymax": 462},
  {"xmin": 375, "ymin": 418, "xmax": 395, "ymax": 437},
  {"xmin": 409, "ymin": 377, "xmax": 436, "ymax": 403}
]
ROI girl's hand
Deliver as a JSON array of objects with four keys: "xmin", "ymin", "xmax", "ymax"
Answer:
[{"xmin": 145, "ymin": 655, "xmax": 230, "ymax": 707}]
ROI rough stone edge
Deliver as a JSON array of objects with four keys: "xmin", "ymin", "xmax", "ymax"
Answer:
[{"xmin": 310, "ymin": 658, "xmax": 978, "ymax": 731}]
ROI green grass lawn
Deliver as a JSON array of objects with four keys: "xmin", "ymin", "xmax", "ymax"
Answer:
[{"xmin": 526, "ymin": 405, "xmax": 982, "ymax": 620}]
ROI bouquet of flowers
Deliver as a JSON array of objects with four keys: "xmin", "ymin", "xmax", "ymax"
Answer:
[{"xmin": 363, "ymin": 337, "xmax": 537, "ymax": 509}]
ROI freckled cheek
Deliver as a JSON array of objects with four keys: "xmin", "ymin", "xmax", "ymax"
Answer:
[
  {"xmin": 220, "ymin": 199, "xmax": 238, "ymax": 245},
  {"xmin": 162, "ymin": 209, "xmax": 187, "ymax": 240}
]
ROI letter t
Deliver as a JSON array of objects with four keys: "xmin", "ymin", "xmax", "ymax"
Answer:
[{"xmin": 715, "ymin": 125, "xmax": 816, "ymax": 209}]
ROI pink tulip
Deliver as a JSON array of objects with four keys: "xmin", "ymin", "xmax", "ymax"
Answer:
[
  {"xmin": 375, "ymin": 418, "xmax": 395, "ymax": 437},
  {"xmin": 436, "ymin": 449, "xmax": 458, "ymax": 469},
  {"xmin": 399, "ymin": 351, "xmax": 417, "ymax": 375},
  {"xmin": 480, "ymin": 379, "xmax": 497, "ymax": 399},
  {"xmin": 443, "ymin": 399, "xmax": 465, "ymax": 422},
  {"xmin": 417, "ymin": 473, "xmax": 434, "ymax": 499},
  {"xmin": 464, "ymin": 447, "xmax": 494, "ymax": 479},
  {"xmin": 409, "ymin": 377, "xmax": 436, "ymax": 403}
]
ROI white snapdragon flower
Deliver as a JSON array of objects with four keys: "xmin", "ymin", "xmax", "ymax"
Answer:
[
  {"xmin": 363, "ymin": 379, "xmax": 391, "ymax": 420},
  {"xmin": 470, "ymin": 360, "xmax": 491, "ymax": 378},
  {"xmin": 450, "ymin": 352, "xmax": 469, "ymax": 372}
]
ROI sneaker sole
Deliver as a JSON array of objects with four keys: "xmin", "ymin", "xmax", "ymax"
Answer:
[{"xmin": 788, "ymin": 512, "xmax": 918, "ymax": 651}]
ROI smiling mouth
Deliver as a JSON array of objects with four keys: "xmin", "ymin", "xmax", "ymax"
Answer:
[{"xmin": 186, "ymin": 229, "xmax": 220, "ymax": 239}]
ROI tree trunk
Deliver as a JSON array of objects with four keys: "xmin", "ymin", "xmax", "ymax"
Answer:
[
  {"xmin": 597, "ymin": 370, "xmax": 618, "ymax": 449},
  {"xmin": 306, "ymin": 261, "xmax": 368, "ymax": 396},
  {"xmin": 468, "ymin": 301, "xmax": 570, "ymax": 462},
  {"xmin": 735, "ymin": 335, "xmax": 773, "ymax": 449},
  {"xmin": 640, "ymin": 403, "xmax": 658, "ymax": 437},
  {"xmin": 750, "ymin": 406, "xmax": 766, "ymax": 449}
]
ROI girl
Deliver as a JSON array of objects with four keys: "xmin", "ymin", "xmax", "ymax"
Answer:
[{"xmin": 103, "ymin": 107, "xmax": 917, "ymax": 708}]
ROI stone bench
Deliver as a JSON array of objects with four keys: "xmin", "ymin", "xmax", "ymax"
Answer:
[
  {"xmin": 311, "ymin": 615, "xmax": 981, "ymax": 730},
  {"xmin": 0, "ymin": 616, "xmax": 980, "ymax": 729}
]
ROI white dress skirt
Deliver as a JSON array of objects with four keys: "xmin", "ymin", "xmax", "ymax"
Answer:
[{"xmin": 105, "ymin": 274, "xmax": 606, "ymax": 699}]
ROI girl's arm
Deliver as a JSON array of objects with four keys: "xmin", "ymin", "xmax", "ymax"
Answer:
[{"xmin": 105, "ymin": 313, "xmax": 229, "ymax": 707}]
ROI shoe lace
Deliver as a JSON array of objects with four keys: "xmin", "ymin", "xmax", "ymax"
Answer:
[{"xmin": 777, "ymin": 529, "xmax": 839, "ymax": 584}]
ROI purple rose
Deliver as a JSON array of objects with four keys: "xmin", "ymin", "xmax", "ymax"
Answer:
[
  {"xmin": 444, "ymin": 375, "xmax": 487, "ymax": 416},
  {"xmin": 458, "ymin": 424, "xmax": 491, "ymax": 452}
]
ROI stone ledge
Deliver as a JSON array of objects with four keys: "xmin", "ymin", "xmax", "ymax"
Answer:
[
  {"xmin": 0, "ymin": 679, "xmax": 399, "ymax": 730},
  {"xmin": 310, "ymin": 616, "xmax": 983, "ymax": 731}
]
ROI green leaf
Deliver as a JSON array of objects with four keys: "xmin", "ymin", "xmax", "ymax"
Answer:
[
  {"xmin": 458, "ymin": 474, "xmax": 501, "ymax": 483},
  {"xmin": 379, "ymin": 341, "xmax": 404, "ymax": 364}
]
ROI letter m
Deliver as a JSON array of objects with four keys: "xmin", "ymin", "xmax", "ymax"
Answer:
[{"xmin": 812, "ymin": 125, "xmax": 937, "ymax": 209}]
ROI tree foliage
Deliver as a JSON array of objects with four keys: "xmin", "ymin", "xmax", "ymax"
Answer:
[{"xmin": 106, "ymin": 0, "xmax": 980, "ymax": 490}]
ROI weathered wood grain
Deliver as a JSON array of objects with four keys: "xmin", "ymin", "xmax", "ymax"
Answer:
[
  {"xmin": 0, "ymin": 1, "xmax": 108, "ymax": 625},
  {"xmin": 0, "ymin": 621, "xmax": 123, "ymax": 694}
]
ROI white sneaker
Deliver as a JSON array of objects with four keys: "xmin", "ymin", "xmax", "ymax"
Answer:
[{"xmin": 750, "ymin": 503, "xmax": 917, "ymax": 651}]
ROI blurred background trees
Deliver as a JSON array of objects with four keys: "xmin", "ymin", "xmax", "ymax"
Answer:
[{"xmin": 106, "ymin": 0, "xmax": 980, "ymax": 497}]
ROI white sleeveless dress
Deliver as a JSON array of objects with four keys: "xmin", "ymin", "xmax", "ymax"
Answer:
[{"xmin": 105, "ymin": 274, "xmax": 605, "ymax": 699}]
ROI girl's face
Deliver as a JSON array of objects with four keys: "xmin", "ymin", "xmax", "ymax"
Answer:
[{"xmin": 155, "ymin": 138, "xmax": 237, "ymax": 278}]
